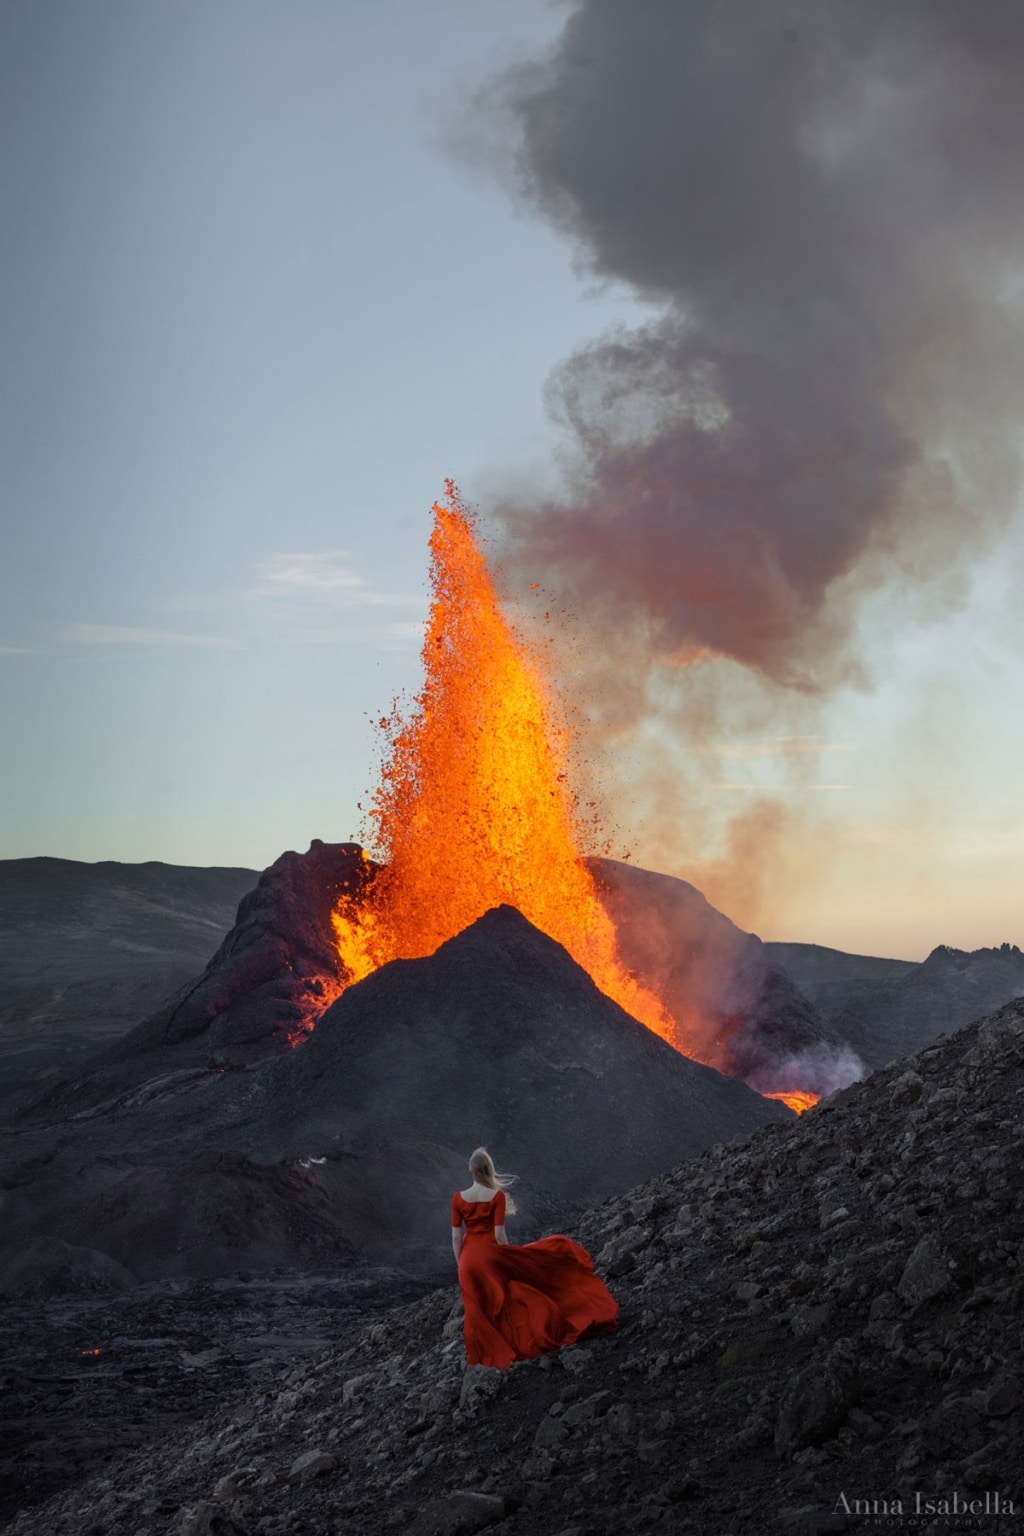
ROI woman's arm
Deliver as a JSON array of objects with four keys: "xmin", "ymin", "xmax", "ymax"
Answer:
[
  {"xmin": 450, "ymin": 1193, "xmax": 464, "ymax": 1264},
  {"xmin": 493, "ymin": 1190, "xmax": 508, "ymax": 1244}
]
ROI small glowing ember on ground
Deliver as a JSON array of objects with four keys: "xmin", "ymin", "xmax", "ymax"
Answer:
[
  {"xmin": 282, "ymin": 979, "xmax": 344, "ymax": 1048},
  {"xmin": 78, "ymin": 1343, "xmax": 108, "ymax": 1356},
  {"xmin": 763, "ymin": 1090, "xmax": 819, "ymax": 1114}
]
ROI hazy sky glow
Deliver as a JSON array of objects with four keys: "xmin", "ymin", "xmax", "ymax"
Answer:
[{"xmin": 2, "ymin": 1, "xmax": 1022, "ymax": 961}]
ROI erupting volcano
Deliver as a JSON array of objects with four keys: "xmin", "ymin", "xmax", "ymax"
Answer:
[
  {"xmin": 333, "ymin": 485, "xmax": 683, "ymax": 1047},
  {"xmin": 330, "ymin": 483, "xmax": 816, "ymax": 1113}
]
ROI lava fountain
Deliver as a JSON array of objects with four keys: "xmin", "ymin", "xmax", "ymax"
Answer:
[{"xmin": 333, "ymin": 483, "xmax": 816, "ymax": 1111}]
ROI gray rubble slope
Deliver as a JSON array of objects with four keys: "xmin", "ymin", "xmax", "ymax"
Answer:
[
  {"xmin": 9, "ymin": 997, "xmax": 1023, "ymax": 1536},
  {"xmin": 0, "ymin": 857, "xmax": 256, "ymax": 1106},
  {"xmin": 264, "ymin": 903, "xmax": 792, "ymax": 1208}
]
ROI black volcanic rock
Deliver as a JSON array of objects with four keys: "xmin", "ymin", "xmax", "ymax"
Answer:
[
  {"xmin": 1, "ymin": 1120, "xmax": 488, "ymax": 1285},
  {"xmin": 10, "ymin": 1003, "xmax": 1024, "ymax": 1536},
  {"xmin": 23, "ymin": 841, "xmax": 369, "ymax": 1114},
  {"xmin": 0, "ymin": 857, "xmax": 257, "ymax": 1106},
  {"xmin": 124, "ymin": 839, "xmax": 366, "ymax": 1060},
  {"xmin": 773, "ymin": 939, "xmax": 1024, "ymax": 1071},
  {"xmin": 38, "ymin": 1142, "xmax": 472, "ymax": 1281},
  {"xmin": 17, "ymin": 848, "xmax": 856, "ymax": 1121},
  {"xmin": 0, "ymin": 1235, "xmax": 136, "ymax": 1298},
  {"xmin": 589, "ymin": 857, "xmax": 862, "ymax": 1096},
  {"xmin": 4, "ymin": 904, "xmax": 788, "ymax": 1284},
  {"xmin": 266, "ymin": 903, "xmax": 792, "ymax": 1209}
]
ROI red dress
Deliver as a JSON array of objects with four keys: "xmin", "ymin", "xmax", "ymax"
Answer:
[{"xmin": 451, "ymin": 1189, "xmax": 620, "ymax": 1369}]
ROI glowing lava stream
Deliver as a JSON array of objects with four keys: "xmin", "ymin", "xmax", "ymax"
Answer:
[
  {"xmin": 333, "ymin": 483, "xmax": 817, "ymax": 1110},
  {"xmin": 763, "ymin": 1090, "xmax": 819, "ymax": 1115}
]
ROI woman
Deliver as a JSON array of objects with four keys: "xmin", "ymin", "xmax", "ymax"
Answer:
[{"xmin": 451, "ymin": 1147, "xmax": 619, "ymax": 1369}]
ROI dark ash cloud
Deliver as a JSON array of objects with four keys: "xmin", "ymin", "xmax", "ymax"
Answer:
[{"xmin": 475, "ymin": 0, "xmax": 1024, "ymax": 692}]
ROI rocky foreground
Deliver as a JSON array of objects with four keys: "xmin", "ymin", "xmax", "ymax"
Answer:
[
  {"xmin": 0, "ymin": 1265, "xmax": 439, "ymax": 1525},
  {"xmin": 7, "ymin": 999, "xmax": 1024, "ymax": 1536}
]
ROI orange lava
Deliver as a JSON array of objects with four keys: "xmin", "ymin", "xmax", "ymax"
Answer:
[
  {"xmin": 282, "ymin": 979, "xmax": 344, "ymax": 1049},
  {"xmin": 333, "ymin": 482, "xmax": 697, "ymax": 1055},
  {"xmin": 762, "ymin": 1090, "xmax": 820, "ymax": 1114}
]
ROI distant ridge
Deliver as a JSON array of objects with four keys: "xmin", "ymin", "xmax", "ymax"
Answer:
[
  {"xmin": 765, "ymin": 939, "xmax": 916, "ymax": 990},
  {"xmin": 769, "ymin": 938, "xmax": 1024, "ymax": 1069},
  {"xmin": 0, "ymin": 855, "xmax": 257, "ymax": 1105}
]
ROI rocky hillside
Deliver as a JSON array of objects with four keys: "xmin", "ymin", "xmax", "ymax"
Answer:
[
  {"xmin": 771, "ymin": 939, "xmax": 1024, "ymax": 1071},
  {"xmin": 591, "ymin": 859, "xmax": 858, "ymax": 1097},
  {"xmin": 264, "ymin": 904, "xmax": 792, "ymax": 1208},
  {"xmin": 765, "ymin": 941, "xmax": 915, "ymax": 994},
  {"xmin": 2, "ymin": 906, "xmax": 789, "ymax": 1283},
  {"xmin": 19, "ymin": 846, "xmax": 849, "ymax": 1122},
  {"xmin": 8, "ymin": 997, "xmax": 1023, "ymax": 1536},
  {"xmin": 24, "ymin": 843, "xmax": 366, "ymax": 1119}
]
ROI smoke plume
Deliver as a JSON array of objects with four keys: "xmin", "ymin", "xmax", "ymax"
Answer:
[{"xmin": 470, "ymin": 0, "xmax": 1024, "ymax": 749}]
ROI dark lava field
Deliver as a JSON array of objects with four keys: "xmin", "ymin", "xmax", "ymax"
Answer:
[
  {"xmin": 0, "ymin": 1265, "xmax": 435, "ymax": 1525},
  {"xmin": 2, "ymin": 851, "xmax": 1023, "ymax": 1535}
]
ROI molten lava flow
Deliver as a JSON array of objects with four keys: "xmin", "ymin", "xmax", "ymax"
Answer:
[
  {"xmin": 334, "ymin": 482, "xmax": 698, "ymax": 1055},
  {"xmin": 281, "ymin": 979, "xmax": 344, "ymax": 1049},
  {"xmin": 763, "ymin": 1089, "xmax": 819, "ymax": 1114}
]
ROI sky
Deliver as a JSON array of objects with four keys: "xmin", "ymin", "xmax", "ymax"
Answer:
[{"xmin": 2, "ymin": 0, "xmax": 1022, "ymax": 961}]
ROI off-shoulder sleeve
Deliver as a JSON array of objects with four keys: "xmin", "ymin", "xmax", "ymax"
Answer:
[
  {"xmin": 451, "ymin": 1193, "xmax": 462, "ymax": 1229},
  {"xmin": 493, "ymin": 1189, "xmax": 506, "ymax": 1224}
]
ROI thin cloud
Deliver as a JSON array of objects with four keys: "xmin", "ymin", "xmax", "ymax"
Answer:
[
  {"xmin": 712, "ymin": 781, "xmax": 851, "ymax": 790},
  {"xmin": 858, "ymin": 828, "xmax": 930, "ymax": 847},
  {"xmin": 294, "ymin": 621, "xmax": 425, "ymax": 651},
  {"xmin": 0, "ymin": 645, "xmax": 32, "ymax": 655},
  {"xmin": 252, "ymin": 552, "xmax": 423, "ymax": 610},
  {"xmin": 696, "ymin": 741, "xmax": 851, "ymax": 758},
  {"xmin": 64, "ymin": 624, "xmax": 239, "ymax": 648}
]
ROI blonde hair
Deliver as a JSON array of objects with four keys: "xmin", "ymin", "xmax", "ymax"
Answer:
[{"xmin": 469, "ymin": 1146, "xmax": 517, "ymax": 1215}]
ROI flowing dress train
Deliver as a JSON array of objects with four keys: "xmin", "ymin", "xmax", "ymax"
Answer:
[{"xmin": 452, "ymin": 1189, "xmax": 619, "ymax": 1369}]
